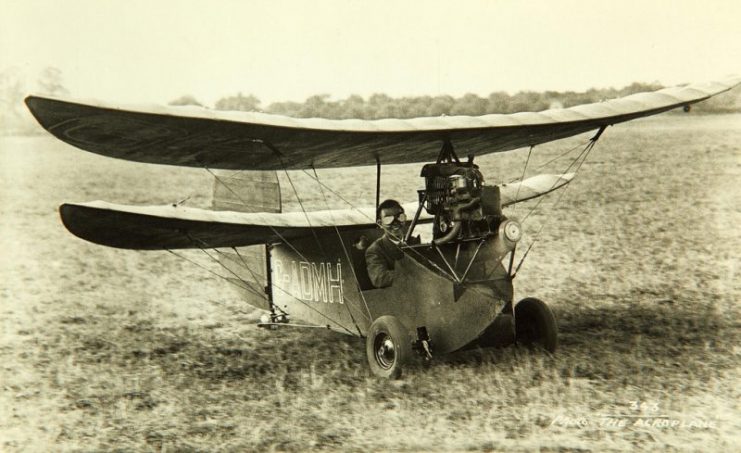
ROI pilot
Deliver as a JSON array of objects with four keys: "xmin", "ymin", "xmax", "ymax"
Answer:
[{"xmin": 365, "ymin": 199, "xmax": 407, "ymax": 288}]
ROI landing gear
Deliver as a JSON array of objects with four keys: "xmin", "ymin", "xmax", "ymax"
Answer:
[
  {"xmin": 366, "ymin": 316, "xmax": 412, "ymax": 379},
  {"xmin": 514, "ymin": 297, "xmax": 558, "ymax": 352}
]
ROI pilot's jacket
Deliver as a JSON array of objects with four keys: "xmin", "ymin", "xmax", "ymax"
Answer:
[{"xmin": 365, "ymin": 235, "xmax": 404, "ymax": 288}]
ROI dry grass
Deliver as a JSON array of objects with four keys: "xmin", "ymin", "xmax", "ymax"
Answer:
[{"xmin": 1, "ymin": 113, "xmax": 740, "ymax": 451}]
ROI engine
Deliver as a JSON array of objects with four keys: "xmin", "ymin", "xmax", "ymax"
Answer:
[{"xmin": 419, "ymin": 162, "xmax": 502, "ymax": 244}]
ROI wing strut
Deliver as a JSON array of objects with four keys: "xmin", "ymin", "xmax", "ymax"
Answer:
[
  {"xmin": 512, "ymin": 145, "xmax": 535, "ymax": 214},
  {"xmin": 436, "ymin": 139, "xmax": 460, "ymax": 164},
  {"xmin": 375, "ymin": 156, "xmax": 381, "ymax": 214},
  {"xmin": 512, "ymin": 125, "xmax": 607, "ymax": 276}
]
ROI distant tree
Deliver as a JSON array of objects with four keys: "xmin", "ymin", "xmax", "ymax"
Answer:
[
  {"xmin": 426, "ymin": 95, "xmax": 455, "ymax": 116},
  {"xmin": 510, "ymin": 91, "xmax": 549, "ymax": 112},
  {"xmin": 1, "ymin": 67, "xmax": 70, "ymax": 134},
  {"xmin": 618, "ymin": 81, "xmax": 663, "ymax": 96},
  {"xmin": 300, "ymin": 94, "xmax": 331, "ymax": 117},
  {"xmin": 266, "ymin": 100, "xmax": 303, "ymax": 116},
  {"xmin": 168, "ymin": 95, "xmax": 203, "ymax": 107},
  {"xmin": 339, "ymin": 94, "xmax": 366, "ymax": 119},
  {"xmin": 37, "ymin": 66, "xmax": 69, "ymax": 97},
  {"xmin": 373, "ymin": 101, "xmax": 403, "ymax": 119},
  {"xmin": 215, "ymin": 93, "xmax": 261, "ymax": 111},
  {"xmin": 486, "ymin": 92, "xmax": 511, "ymax": 113},
  {"xmin": 0, "ymin": 67, "xmax": 27, "ymax": 133},
  {"xmin": 320, "ymin": 99, "xmax": 345, "ymax": 119},
  {"xmin": 0, "ymin": 67, "xmax": 25, "ymax": 113},
  {"xmin": 451, "ymin": 93, "xmax": 487, "ymax": 116},
  {"xmin": 215, "ymin": 79, "xmax": 738, "ymax": 120}
]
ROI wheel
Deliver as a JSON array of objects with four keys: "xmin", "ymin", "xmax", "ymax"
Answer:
[
  {"xmin": 366, "ymin": 315, "xmax": 412, "ymax": 379},
  {"xmin": 514, "ymin": 297, "xmax": 558, "ymax": 353}
]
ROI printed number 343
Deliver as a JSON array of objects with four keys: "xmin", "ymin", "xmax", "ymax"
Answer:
[{"xmin": 629, "ymin": 401, "xmax": 659, "ymax": 412}]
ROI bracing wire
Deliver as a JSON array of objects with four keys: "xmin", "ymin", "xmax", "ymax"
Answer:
[
  {"xmin": 279, "ymin": 165, "xmax": 329, "ymax": 261},
  {"xmin": 300, "ymin": 170, "xmax": 376, "ymax": 222},
  {"xmin": 299, "ymin": 165, "xmax": 505, "ymax": 302},
  {"xmin": 165, "ymin": 249, "xmax": 267, "ymax": 302},
  {"xmin": 520, "ymin": 138, "xmax": 595, "ymax": 223},
  {"xmin": 276, "ymin": 162, "xmax": 363, "ymax": 335},
  {"xmin": 205, "ymin": 166, "xmax": 316, "ymax": 265},
  {"xmin": 512, "ymin": 145, "xmax": 534, "ymax": 213},
  {"xmin": 533, "ymin": 138, "xmax": 592, "ymax": 172},
  {"xmin": 511, "ymin": 129, "xmax": 605, "ymax": 274},
  {"xmin": 231, "ymin": 246, "xmax": 269, "ymax": 296},
  {"xmin": 181, "ymin": 239, "xmax": 359, "ymax": 336},
  {"xmin": 311, "ymin": 166, "xmax": 373, "ymax": 322},
  {"xmin": 301, "ymin": 167, "xmax": 460, "ymax": 284},
  {"xmin": 196, "ymin": 167, "xmax": 360, "ymax": 335},
  {"xmin": 207, "ymin": 147, "xmax": 497, "ymax": 314}
]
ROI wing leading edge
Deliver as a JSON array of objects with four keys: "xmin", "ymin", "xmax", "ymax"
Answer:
[
  {"xmin": 60, "ymin": 201, "xmax": 380, "ymax": 250},
  {"xmin": 60, "ymin": 173, "xmax": 572, "ymax": 250},
  {"xmin": 26, "ymin": 77, "xmax": 740, "ymax": 170}
]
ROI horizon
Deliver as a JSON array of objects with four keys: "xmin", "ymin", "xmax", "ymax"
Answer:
[{"xmin": 3, "ymin": 1, "xmax": 740, "ymax": 107}]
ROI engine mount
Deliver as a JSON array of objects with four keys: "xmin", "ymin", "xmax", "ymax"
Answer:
[{"xmin": 419, "ymin": 161, "xmax": 501, "ymax": 244}]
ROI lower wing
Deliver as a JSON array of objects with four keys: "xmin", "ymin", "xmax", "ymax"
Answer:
[{"xmin": 60, "ymin": 173, "xmax": 569, "ymax": 249}]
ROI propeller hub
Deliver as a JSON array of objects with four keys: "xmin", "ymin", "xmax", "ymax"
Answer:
[{"xmin": 502, "ymin": 219, "xmax": 523, "ymax": 243}]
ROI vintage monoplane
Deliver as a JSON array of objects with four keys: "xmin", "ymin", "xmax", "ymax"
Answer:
[{"xmin": 25, "ymin": 76, "xmax": 739, "ymax": 377}]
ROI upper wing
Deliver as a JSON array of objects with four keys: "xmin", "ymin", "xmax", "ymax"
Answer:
[{"xmin": 26, "ymin": 77, "xmax": 740, "ymax": 170}]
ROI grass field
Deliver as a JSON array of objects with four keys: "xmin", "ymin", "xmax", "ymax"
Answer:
[{"xmin": 1, "ymin": 113, "xmax": 739, "ymax": 452}]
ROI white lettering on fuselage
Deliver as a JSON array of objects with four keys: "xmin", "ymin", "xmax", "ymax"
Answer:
[{"xmin": 272, "ymin": 258, "xmax": 343, "ymax": 304}]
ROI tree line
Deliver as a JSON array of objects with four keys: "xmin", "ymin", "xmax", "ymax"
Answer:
[
  {"xmin": 171, "ymin": 81, "xmax": 741, "ymax": 118},
  {"xmin": 2, "ymin": 67, "xmax": 739, "ymax": 136}
]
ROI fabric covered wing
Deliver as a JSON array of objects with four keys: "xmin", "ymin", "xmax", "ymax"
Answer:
[
  {"xmin": 499, "ymin": 173, "xmax": 575, "ymax": 206},
  {"xmin": 26, "ymin": 77, "xmax": 740, "ymax": 170},
  {"xmin": 60, "ymin": 172, "xmax": 570, "ymax": 250},
  {"xmin": 60, "ymin": 201, "xmax": 381, "ymax": 250}
]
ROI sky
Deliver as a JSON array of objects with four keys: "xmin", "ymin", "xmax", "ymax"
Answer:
[{"xmin": 2, "ymin": 0, "xmax": 740, "ymax": 107}]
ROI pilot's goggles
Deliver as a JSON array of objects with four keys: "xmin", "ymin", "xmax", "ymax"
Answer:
[{"xmin": 380, "ymin": 212, "xmax": 407, "ymax": 226}]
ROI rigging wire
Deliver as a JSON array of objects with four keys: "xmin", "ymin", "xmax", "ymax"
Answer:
[
  {"xmin": 195, "ymin": 167, "xmax": 360, "ymax": 335},
  {"xmin": 299, "ymin": 162, "xmax": 510, "ymax": 302},
  {"xmin": 520, "ymin": 138, "xmax": 595, "ymax": 224},
  {"xmin": 533, "ymin": 138, "xmax": 592, "ymax": 172},
  {"xmin": 272, "ymin": 162, "xmax": 364, "ymax": 335},
  {"xmin": 165, "ymin": 249, "xmax": 267, "ymax": 302},
  {"xmin": 177, "ymin": 237, "xmax": 358, "ymax": 336},
  {"xmin": 231, "ymin": 246, "xmax": 270, "ymax": 297},
  {"xmin": 512, "ymin": 145, "xmax": 534, "ymax": 213},
  {"xmin": 205, "ymin": 166, "xmax": 316, "ymax": 265},
  {"xmin": 511, "ymin": 128, "xmax": 604, "ymax": 275},
  {"xmin": 312, "ymin": 166, "xmax": 374, "ymax": 322},
  {"xmin": 300, "ymin": 169, "xmax": 461, "ymax": 283},
  {"xmin": 279, "ymin": 165, "xmax": 329, "ymax": 261},
  {"xmin": 206, "ymin": 148, "xmax": 494, "ymax": 313},
  {"xmin": 300, "ymin": 169, "xmax": 376, "ymax": 221}
]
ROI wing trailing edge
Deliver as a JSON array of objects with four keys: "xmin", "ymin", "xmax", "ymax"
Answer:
[
  {"xmin": 60, "ymin": 201, "xmax": 379, "ymax": 250},
  {"xmin": 60, "ymin": 173, "xmax": 571, "ymax": 250},
  {"xmin": 26, "ymin": 76, "xmax": 741, "ymax": 170}
]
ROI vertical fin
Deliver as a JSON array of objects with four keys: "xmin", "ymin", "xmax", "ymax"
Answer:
[
  {"xmin": 212, "ymin": 170, "xmax": 282, "ymax": 213},
  {"xmin": 211, "ymin": 170, "xmax": 282, "ymax": 311}
]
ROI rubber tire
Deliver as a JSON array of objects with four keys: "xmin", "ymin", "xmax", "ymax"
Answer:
[
  {"xmin": 514, "ymin": 297, "xmax": 558, "ymax": 353},
  {"xmin": 366, "ymin": 315, "xmax": 412, "ymax": 379}
]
